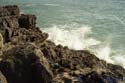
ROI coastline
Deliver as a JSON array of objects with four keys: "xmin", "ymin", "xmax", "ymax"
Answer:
[{"xmin": 0, "ymin": 5, "xmax": 125, "ymax": 83}]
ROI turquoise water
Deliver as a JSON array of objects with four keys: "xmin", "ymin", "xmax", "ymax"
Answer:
[{"xmin": 0, "ymin": 0, "xmax": 125, "ymax": 67}]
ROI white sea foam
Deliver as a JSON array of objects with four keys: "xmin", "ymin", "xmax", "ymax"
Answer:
[
  {"xmin": 94, "ymin": 45, "xmax": 114, "ymax": 63},
  {"xmin": 41, "ymin": 24, "xmax": 125, "ymax": 68},
  {"xmin": 41, "ymin": 24, "xmax": 100, "ymax": 50},
  {"xmin": 44, "ymin": 4, "xmax": 60, "ymax": 7},
  {"xmin": 112, "ymin": 55, "xmax": 125, "ymax": 68},
  {"xmin": 93, "ymin": 43, "xmax": 125, "ymax": 68}
]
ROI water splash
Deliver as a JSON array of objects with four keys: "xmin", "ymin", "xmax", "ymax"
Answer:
[
  {"xmin": 41, "ymin": 24, "xmax": 100, "ymax": 50},
  {"xmin": 94, "ymin": 45, "xmax": 113, "ymax": 63},
  {"xmin": 41, "ymin": 24, "xmax": 125, "ymax": 68},
  {"xmin": 112, "ymin": 55, "xmax": 125, "ymax": 68}
]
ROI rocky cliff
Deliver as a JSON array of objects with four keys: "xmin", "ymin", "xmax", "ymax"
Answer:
[{"xmin": 0, "ymin": 5, "xmax": 125, "ymax": 83}]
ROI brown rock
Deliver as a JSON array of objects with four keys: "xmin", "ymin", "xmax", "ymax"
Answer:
[
  {"xmin": 0, "ymin": 71, "xmax": 7, "ymax": 83},
  {"xmin": 0, "ymin": 5, "xmax": 19, "ymax": 17},
  {"xmin": 0, "ymin": 33, "xmax": 3, "ymax": 49},
  {"xmin": 0, "ymin": 43, "xmax": 53, "ymax": 83}
]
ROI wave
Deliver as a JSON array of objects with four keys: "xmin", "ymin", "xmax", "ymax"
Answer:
[
  {"xmin": 41, "ymin": 24, "xmax": 125, "ymax": 68},
  {"xmin": 44, "ymin": 4, "xmax": 60, "ymax": 7},
  {"xmin": 41, "ymin": 24, "xmax": 100, "ymax": 50}
]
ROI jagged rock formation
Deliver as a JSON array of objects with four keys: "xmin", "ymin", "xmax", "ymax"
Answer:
[{"xmin": 0, "ymin": 5, "xmax": 125, "ymax": 83}]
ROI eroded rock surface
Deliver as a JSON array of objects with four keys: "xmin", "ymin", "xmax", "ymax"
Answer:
[{"xmin": 0, "ymin": 5, "xmax": 125, "ymax": 83}]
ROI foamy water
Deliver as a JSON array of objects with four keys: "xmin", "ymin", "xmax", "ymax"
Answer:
[
  {"xmin": 41, "ymin": 24, "xmax": 125, "ymax": 68},
  {"xmin": 42, "ymin": 24, "xmax": 100, "ymax": 49}
]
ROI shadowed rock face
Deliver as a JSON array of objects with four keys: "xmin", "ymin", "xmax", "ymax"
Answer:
[
  {"xmin": 19, "ymin": 14, "xmax": 36, "ymax": 29},
  {"xmin": 0, "ymin": 5, "xmax": 125, "ymax": 83}
]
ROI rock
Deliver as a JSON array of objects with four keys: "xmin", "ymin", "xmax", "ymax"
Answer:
[
  {"xmin": 52, "ymin": 73, "xmax": 71, "ymax": 83},
  {"xmin": 79, "ymin": 71, "xmax": 120, "ymax": 83},
  {"xmin": 0, "ymin": 33, "xmax": 3, "ymax": 56},
  {"xmin": 0, "ymin": 5, "xmax": 20, "ymax": 17},
  {"xmin": 0, "ymin": 16, "xmax": 47, "ymax": 43},
  {"xmin": 0, "ymin": 16, "xmax": 19, "ymax": 29},
  {"xmin": 0, "ymin": 43, "xmax": 53, "ymax": 83},
  {"xmin": 0, "ymin": 5, "xmax": 125, "ymax": 83},
  {"xmin": 0, "ymin": 71, "xmax": 7, "ymax": 83},
  {"xmin": 0, "ymin": 16, "xmax": 19, "ymax": 42},
  {"xmin": 107, "ymin": 64, "xmax": 125, "ymax": 81},
  {"xmin": 10, "ymin": 28, "xmax": 48, "ymax": 43},
  {"xmin": 0, "ymin": 33, "xmax": 3, "ymax": 49},
  {"xmin": 19, "ymin": 14, "xmax": 36, "ymax": 29}
]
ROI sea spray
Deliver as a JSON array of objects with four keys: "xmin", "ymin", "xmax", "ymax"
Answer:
[
  {"xmin": 94, "ymin": 45, "xmax": 113, "ymax": 63},
  {"xmin": 41, "ymin": 24, "xmax": 125, "ymax": 68},
  {"xmin": 112, "ymin": 55, "xmax": 125, "ymax": 68},
  {"xmin": 41, "ymin": 24, "xmax": 101, "ymax": 50}
]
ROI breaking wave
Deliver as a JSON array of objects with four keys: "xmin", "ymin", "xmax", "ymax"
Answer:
[{"xmin": 41, "ymin": 24, "xmax": 125, "ymax": 68}]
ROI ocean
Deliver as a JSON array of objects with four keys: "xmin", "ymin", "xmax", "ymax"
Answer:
[{"xmin": 0, "ymin": 0, "xmax": 125, "ymax": 68}]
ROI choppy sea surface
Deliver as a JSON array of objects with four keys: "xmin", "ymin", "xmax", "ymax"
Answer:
[{"xmin": 0, "ymin": 0, "xmax": 125, "ymax": 68}]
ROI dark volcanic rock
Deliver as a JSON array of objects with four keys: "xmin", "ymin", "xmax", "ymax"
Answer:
[{"xmin": 0, "ymin": 5, "xmax": 125, "ymax": 83}]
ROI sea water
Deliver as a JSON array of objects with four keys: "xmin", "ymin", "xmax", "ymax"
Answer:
[{"xmin": 0, "ymin": 0, "xmax": 125, "ymax": 68}]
